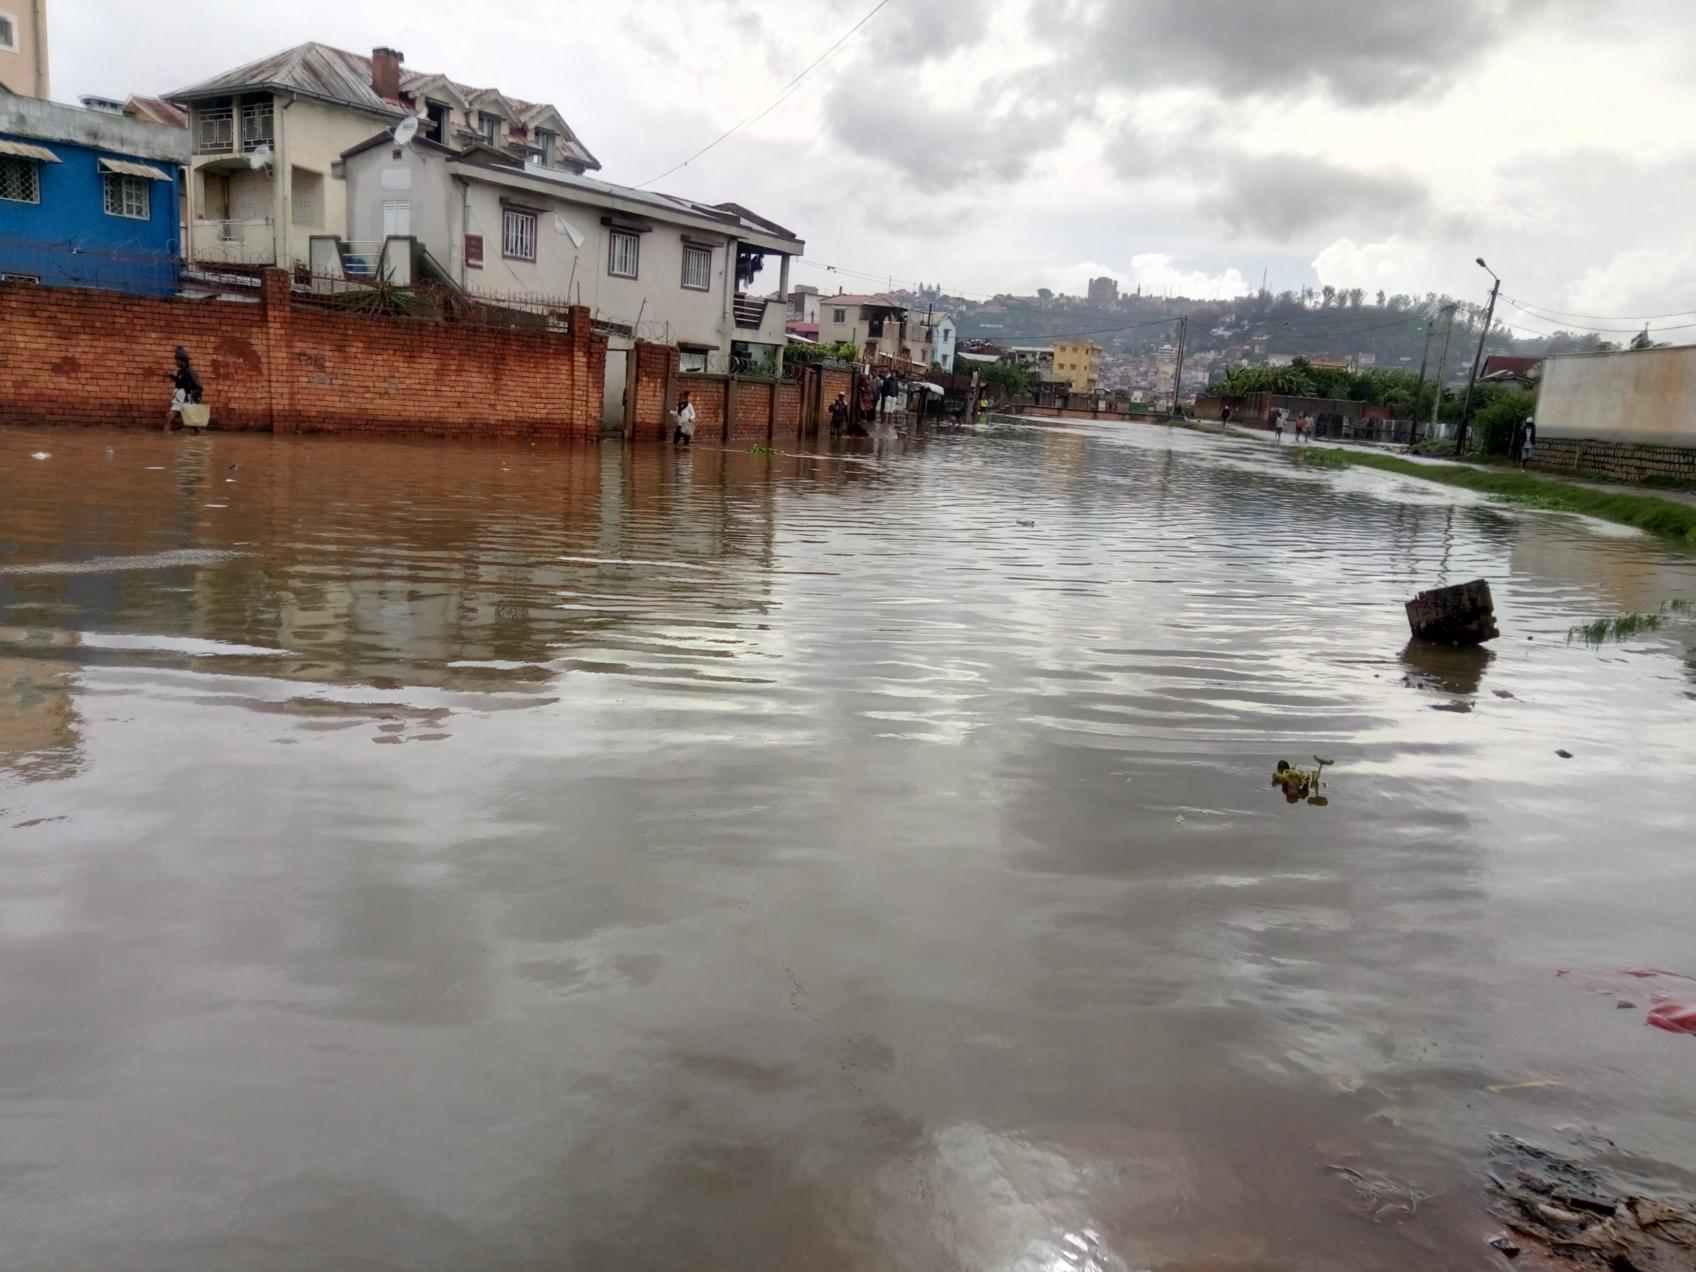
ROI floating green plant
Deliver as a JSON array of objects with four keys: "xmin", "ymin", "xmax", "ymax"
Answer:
[{"xmin": 1273, "ymin": 756, "xmax": 1334, "ymax": 806}]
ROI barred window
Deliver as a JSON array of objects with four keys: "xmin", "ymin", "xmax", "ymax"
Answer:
[
  {"xmin": 681, "ymin": 244, "xmax": 711, "ymax": 291},
  {"xmin": 103, "ymin": 173, "xmax": 150, "ymax": 219},
  {"xmin": 0, "ymin": 155, "xmax": 41, "ymax": 204},
  {"xmin": 502, "ymin": 208, "xmax": 537, "ymax": 261},
  {"xmin": 609, "ymin": 229, "xmax": 639, "ymax": 279}
]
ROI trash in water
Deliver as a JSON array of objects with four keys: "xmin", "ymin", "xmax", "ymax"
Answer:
[
  {"xmin": 1556, "ymin": 749, "xmax": 1573, "ymax": 759},
  {"xmin": 1273, "ymin": 757, "xmax": 1333, "ymax": 806},
  {"xmin": 1557, "ymin": 968, "xmax": 1696, "ymax": 1041},
  {"xmin": 1487, "ymin": 1233, "xmax": 1521, "ymax": 1257},
  {"xmin": 1484, "ymin": 1134, "xmax": 1696, "ymax": 1269},
  {"xmin": 31, "ymin": 451, "xmax": 50, "ymax": 460},
  {"xmin": 1647, "ymin": 1002, "xmax": 1696, "ymax": 1036},
  {"xmin": 1325, "ymin": 1162, "xmax": 1433, "ymax": 1224},
  {"xmin": 1405, "ymin": 578, "xmax": 1499, "ymax": 644}
]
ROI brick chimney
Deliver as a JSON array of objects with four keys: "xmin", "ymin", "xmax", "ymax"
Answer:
[{"xmin": 371, "ymin": 47, "xmax": 404, "ymax": 102}]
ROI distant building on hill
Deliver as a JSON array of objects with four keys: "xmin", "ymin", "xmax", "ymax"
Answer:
[{"xmin": 1087, "ymin": 275, "xmax": 1118, "ymax": 305}]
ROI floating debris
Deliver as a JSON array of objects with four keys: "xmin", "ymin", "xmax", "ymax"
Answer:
[
  {"xmin": 1406, "ymin": 578, "xmax": 1499, "ymax": 645},
  {"xmin": 1485, "ymin": 1134, "xmax": 1696, "ymax": 1269},
  {"xmin": 30, "ymin": 451, "xmax": 50, "ymax": 460},
  {"xmin": 1325, "ymin": 1162, "xmax": 1433, "ymax": 1224},
  {"xmin": 1273, "ymin": 756, "xmax": 1333, "ymax": 806}
]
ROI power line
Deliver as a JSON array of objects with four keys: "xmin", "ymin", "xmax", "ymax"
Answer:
[
  {"xmin": 637, "ymin": 0, "xmax": 894, "ymax": 189},
  {"xmin": 1499, "ymin": 298, "xmax": 1696, "ymax": 336},
  {"xmin": 1503, "ymin": 295, "xmax": 1696, "ymax": 324}
]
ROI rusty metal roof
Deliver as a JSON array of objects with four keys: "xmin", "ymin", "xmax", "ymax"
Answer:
[
  {"xmin": 167, "ymin": 42, "xmax": 403, "ymax": 115},
  {"xmin": 166, "ymin": 42, "xmax": 599, "ymax": 170}
]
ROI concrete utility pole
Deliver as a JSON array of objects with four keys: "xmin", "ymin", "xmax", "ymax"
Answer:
[
  {"xmin": 1171, "ymin": 315, "xmax": 1188, "ymax": 415},
  {"xmin": 1455, "ymin": 258, "xmax": 1501, "ymax": 455},
  {"xmin": 1409, "ymin": 317, "xmax": 1435, "ymax": 448},
  {"xmin": 1430, "ymin": 304, "xmax": 1456, "ymax": 439}
]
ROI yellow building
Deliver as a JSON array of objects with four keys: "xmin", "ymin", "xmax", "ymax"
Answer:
[
  {"xmin": 1051, "ymin": 339, "xmax": 1101, "ymax": 393},
  {"xmin": 0, "ymin": 0, "xmax": 51, "ymax": 99}
]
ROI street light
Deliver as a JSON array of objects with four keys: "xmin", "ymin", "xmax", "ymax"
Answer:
[{"xmin": 1454, "ymin": 257, "xmax": 1501, "ymax": 455}]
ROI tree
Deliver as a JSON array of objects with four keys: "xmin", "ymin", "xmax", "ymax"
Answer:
[
  {"xmin": 1630, "ymin": 326, "xmax": 1657, "ymax": 350},
  {"xmin": 979, "ymin": 361, "xmax": 1035, "ymax": 398},
  {"xmin": 1320, "ymin": 284, "xmax": 1337, "ymax": 309},
  {"xmin": 1375, "ymin": 289, "xmax": 1387, "ymax": 308},
  {"xmin": 1346, "ymin": 287, "xmax": 1365, "ymax": 308},
  {"xmin": 1468, "ymin": 386, "xmax": 1537, "ymax": 456},
  {"xmin": 1037, "ymin": 288, "xmax": 1054, "ymax": 302}
]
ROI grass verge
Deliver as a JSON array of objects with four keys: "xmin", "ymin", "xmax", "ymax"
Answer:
[{"xmin": 1301, "ymin": 449, "xmax": 1696, "ymax": 545}]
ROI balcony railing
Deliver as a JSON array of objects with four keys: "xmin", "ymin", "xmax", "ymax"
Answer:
[
  {"xmin": 195, "ymin": 108, "xmax": 235, "ymax": 154},
  {"xmin": 192, "ymin": 105, "xmax": 275, "ymax": 155},
  {"xmin": 733, "ymin": 296, "xmax": 769, "ymax": 329},
  {"xmin": 240, "ymin": 104, "xmax": 275, "ymax": 152}
]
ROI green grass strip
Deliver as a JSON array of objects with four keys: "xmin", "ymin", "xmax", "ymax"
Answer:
[{"xmin": 1305, "ymin": 450, "xmax": 1696, "ymax": 545}]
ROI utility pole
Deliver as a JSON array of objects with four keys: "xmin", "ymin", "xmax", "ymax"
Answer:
[
  {"xmin": 1409, "ymin": 317, "xmax": 1435, "ymax": 448},
  {"xmin": 1171, "ymin": 315, "xmax": 1188, "ymax": 416},
  {"xmin": 1430, "ymin": 304, "xmax": 1456, "ymax": 441},
  {"xmin": 1455, "ymin": 258, "xmax": 1500, "ymax": 455}
]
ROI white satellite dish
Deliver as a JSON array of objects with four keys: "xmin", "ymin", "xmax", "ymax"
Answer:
[
  {"xmin": 247, "ymin": 143, "xmax": 272, "ymax": 170},
  {"xmin": 393, "ymin": 115, "xmax": 419, "ymax": 146},
  {"xmin": 555, "ymin": 215, "xmax": 584, "ymax": 248}
]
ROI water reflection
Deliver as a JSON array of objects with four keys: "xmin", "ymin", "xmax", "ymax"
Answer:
[{"xmin": 3, "ymin": 422, "xmax": 1695, "ymax": 1270}]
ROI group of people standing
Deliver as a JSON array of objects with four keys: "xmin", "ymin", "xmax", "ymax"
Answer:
[{"xmin": 1269, "ymin": 408, "xmax": 1312, "ymax": 443}]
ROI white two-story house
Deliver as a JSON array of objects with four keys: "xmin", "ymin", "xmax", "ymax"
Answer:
[
  {"xmin": 166, "ymin": 42, "xmax": 597, "ymax": 271},
  {"xmin": 339, "ymin": 131, "xmax": 802, "ymax": 383}
]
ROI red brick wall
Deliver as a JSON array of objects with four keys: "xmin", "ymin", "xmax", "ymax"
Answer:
[
  {"xmin": 774, "ymin": 381, "xmax": 802, "ymax": 445},
  {"xmin": 727, "ymin": 381, "xmax": 773, "ymax": 444},
  {"xmin": 0, "ymin": 283, "xmax": 274, "ymax": 430},
  {"xmin": 0, "ymin": 271, "xmax": 606, "ymax": 441},
  {"xmin": 631, "ymin": 341, "xmax": 680, "ymax": 444}
]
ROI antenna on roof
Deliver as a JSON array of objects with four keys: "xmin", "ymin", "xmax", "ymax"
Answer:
[
  {"xmin": 247, "ymin": 143, "xmax": 272, "ymax": 171},
  {"xmin": 393, "ymin": 115, "xmax": 419, "ymax": 147}
]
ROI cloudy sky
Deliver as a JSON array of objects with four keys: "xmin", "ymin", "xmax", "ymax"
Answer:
[{"xmin": 51, "ymin": 0, "xmax": 1696, "ymax": 338}]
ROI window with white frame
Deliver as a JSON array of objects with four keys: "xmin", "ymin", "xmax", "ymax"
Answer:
[
  {"xmin": 103, "ymin": 173, "xmax": 150, "ymax": 219},
  {"xmin": 478, "ymin": 112, "xmax": 500, "ymax": 142},
  {"xmin": 832, "ymin": 307, "xmax": 846, "ymax": 323},
  {"xmin": 681, "ymin": 243, "xmax": 711, "ymax": 291},
  {"xmin": 0, "ymin": 14, "xmax": 17, "ymax": 51},
  {"xmin": 502, "ymin": 208, "xmax": 537, "ymax": 261},
  {"xmin": 608, "ymin": 229, "xmax": 639, "ymax": 279},
  {"xmin": 0, "ymin": 155, "xmax": 40, "ymax": 204},
  {"xmin": 533, "ymin": 128, "xmax": 555, "ymax": 167}
]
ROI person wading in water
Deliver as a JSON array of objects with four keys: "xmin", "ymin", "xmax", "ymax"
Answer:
[{"xmin": 165, "ymin": 347, "xmax": 203, "ymax": 431}]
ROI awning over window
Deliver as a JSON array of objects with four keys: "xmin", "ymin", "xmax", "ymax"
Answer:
[
  {"xmin": 98, "ymin": 157, "xmax": 173, "ymax": 181},
  {"xmin": 0, "ymin": 139, "xmax": 61, "ymax": 163}
]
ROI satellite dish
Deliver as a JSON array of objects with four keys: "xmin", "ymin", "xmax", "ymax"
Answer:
[
  {"xmin": 247, "ymin": 143, "xmax": 272, "ymax": 170},
  {"xmin": 555, "ymin": 215, "xmax": 584, "ymax": 248},
  {"xmin": 393, "ymin": 115, "xmax": 419, "ymax": 146}
]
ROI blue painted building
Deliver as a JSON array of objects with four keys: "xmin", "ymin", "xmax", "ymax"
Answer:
[{"xmin": 1, "ymin": 90, "xmax": 189, "ymax": 296}]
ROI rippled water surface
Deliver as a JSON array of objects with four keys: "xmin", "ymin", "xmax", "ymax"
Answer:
[{"xmin": 3, "ymin": 422, "xmax": 1695, "ymax": 1270}]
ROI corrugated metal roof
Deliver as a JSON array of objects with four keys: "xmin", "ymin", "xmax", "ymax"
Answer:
[
  {"xmin": 167, "ymin": 42, "xmax": 600, "ymax": 170},
  {"xmin": 124, "ymin": 96, "xmax": 188, "ymax": 129},
  {"xmin": 99, "ymin": 157, "xmax": 173, "ymax": 181},
  {"xmin": 167, "ymin": 42, "xmax": 403, "ymax": 115},
  {"xmin": 0, "ymin": 139, "xmax": 61, "ymax": 162}
]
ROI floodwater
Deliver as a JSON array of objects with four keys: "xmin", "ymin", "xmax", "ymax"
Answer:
[{"xmin": 3, "ymin": 421, "xmax": 1694, "ymax": 1271}]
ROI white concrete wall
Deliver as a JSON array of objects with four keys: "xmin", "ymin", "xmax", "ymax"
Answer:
[
  {"xmin": 276, "ymin": 96, "xmax": 394, "ymax": 264},
  {"xmin": 346, "ymin": 144, "xmax": 739, "ymax": 348},
  {"xmin": 1536, "ymin": 346, "xmax": 1696, "ymax": 446}
]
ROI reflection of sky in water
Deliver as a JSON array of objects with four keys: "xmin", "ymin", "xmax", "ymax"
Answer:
[{"xmin": 2, "ymin": 424, "xmax": 1695, "ymax": 1270}]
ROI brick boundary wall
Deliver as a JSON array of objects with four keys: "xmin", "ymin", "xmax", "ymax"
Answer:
[
  {"xmin": 1532, "ymin": 437, "xmax": 1696, "ymax": 485},
  {"xmin": 630, "ymin": 342, "xmax": 820, "ymax": 448},
  {"xmin": 0, "ymin": 270, "xmax": 607, "ymax": 440}
]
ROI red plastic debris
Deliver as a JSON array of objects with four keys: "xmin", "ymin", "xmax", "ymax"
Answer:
[{"xmin": 1647, "ymin": 1001, "xmax": 1696, "ymax": 1036}]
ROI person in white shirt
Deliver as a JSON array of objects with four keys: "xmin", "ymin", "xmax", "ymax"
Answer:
[{"xmin": 671, "ymin": 390, "xmax": 696, "ymax": 445}]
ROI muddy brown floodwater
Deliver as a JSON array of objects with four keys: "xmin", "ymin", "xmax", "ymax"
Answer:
[{"xmin": 3, "ymin": 421, "xmax": 1695, "ymax": 1271}]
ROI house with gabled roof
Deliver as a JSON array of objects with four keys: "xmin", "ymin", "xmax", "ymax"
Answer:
[{"xmin": 165, "ymin": 41, "xmax": 596, "ymax": 270}]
